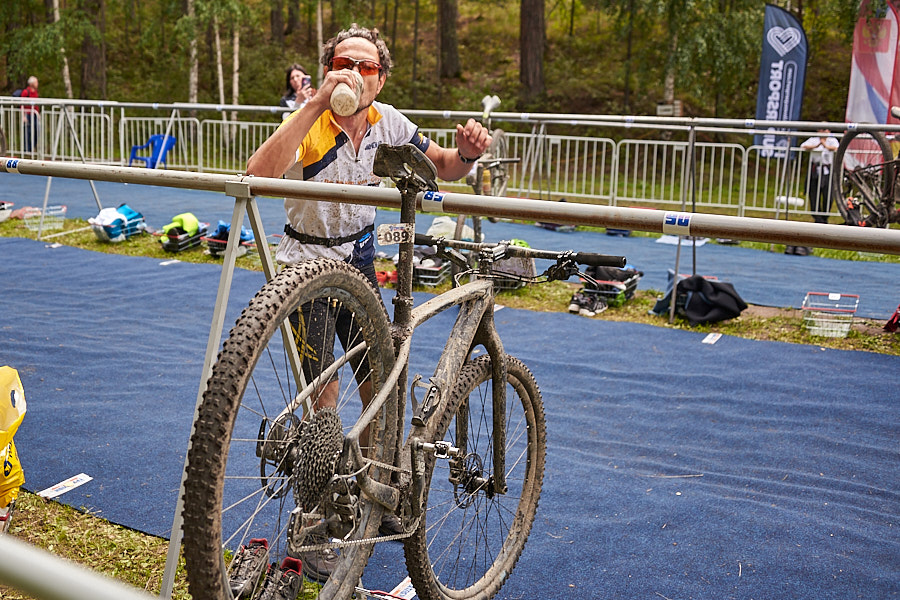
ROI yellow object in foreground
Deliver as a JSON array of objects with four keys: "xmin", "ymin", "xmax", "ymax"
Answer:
[{"xmin": 0, "ymin": 366, "xmax": 26, "ymax": 509}]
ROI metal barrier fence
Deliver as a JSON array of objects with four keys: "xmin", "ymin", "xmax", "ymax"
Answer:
[
  {"xmin": 0, "ymin": 96, "xmax": 864, "ymax": 222},
  {"xmin": 2, "ymin": 157, "xmax": 900, "ymax": 600}
]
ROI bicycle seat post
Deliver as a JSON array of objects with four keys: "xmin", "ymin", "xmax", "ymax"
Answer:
[
  {"xmin": 372, "ymin": 143, "xmax": 438, "ymax": 332},
  {"xmin": 393, "ymin": 183, "xmax": 416, "ymax": 330}
]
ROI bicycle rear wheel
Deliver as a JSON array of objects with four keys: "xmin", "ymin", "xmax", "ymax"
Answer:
[
  {"xmin": 182, "ymin": 259, "xmax": 398, "ymax": 600},
  {"xmin": 487, "ymin": 129, "xmax": 509, "ymax": 198},
  {"xmin": 832, "ymin": 129, "xmax": 894, "ymax": 227},
  {"xmin": 404, "ymin": 354, "xmax": 545, "ymax": 600}
]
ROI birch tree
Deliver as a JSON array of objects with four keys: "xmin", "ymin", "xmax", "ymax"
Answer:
[{"xmin": 52, "ymin": 0, "xmax": 74, "ymax": 98}]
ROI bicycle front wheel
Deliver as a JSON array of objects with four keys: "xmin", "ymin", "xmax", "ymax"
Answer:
[
  {"xmin": 182, "ymin": 259, "xmax": 398, "ymax": 600},
  {"xmin": 404, "ymin": 354, "xmax": 545, "ymax": 600},
  {"xmin": 488, "ymin": 129, "xmax": 509, "ymax": 198},
  {"xmin": 832, "ymin": 129, "xmax": 894, "ymax": 227}
]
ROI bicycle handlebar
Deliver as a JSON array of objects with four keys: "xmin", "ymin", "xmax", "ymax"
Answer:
[{"xmin": 413, "ymin": 233, "xmax": 626, "ymax": 268}]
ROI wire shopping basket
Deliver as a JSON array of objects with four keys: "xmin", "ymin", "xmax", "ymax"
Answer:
[{"xmin": 801, "ymin": 292, "xmax": 859, "ymax": 338}]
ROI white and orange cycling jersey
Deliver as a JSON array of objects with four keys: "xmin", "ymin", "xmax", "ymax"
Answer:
[{"xmin": 276, "ymin": 101, "xmax": 430, "ymax": 263}]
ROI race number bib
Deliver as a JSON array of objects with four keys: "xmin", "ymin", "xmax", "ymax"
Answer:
[{"xmin": 377, "ymin": 223, "xmax": 414, "ymax": 246}]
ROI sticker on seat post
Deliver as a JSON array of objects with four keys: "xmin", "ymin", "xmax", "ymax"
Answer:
[
  {"xmin": 421, "ymin": 190, "xmax": 444, "ymax": 212},
  {"xmin": 377, "ymin": 223, "xmax": 414, "ymax": 246},
  {"xmin": 662, "ymin": 211, "xmax": 692, "ymax": 235}
]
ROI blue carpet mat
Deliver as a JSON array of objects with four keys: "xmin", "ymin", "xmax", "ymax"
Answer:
[
  {"xmin": 2, "ymin": 174, "xmax": 898, "ymax": 318},
  {"xmin": 1, "ymin": 236, "xmax": 898, "ymax": 598}
]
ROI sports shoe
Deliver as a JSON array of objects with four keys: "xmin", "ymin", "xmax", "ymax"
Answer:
[
  {"xmin": 228, "ymin": 538, "xmax": 270, "ymax": 599},
  {"xmin": 579, "ymin": 295, "xmax": 608, "ymax": 317},
  {"xmin": 252, "ymin": 557, "xmax": 303, "ymax": 600},
  {"xmin": 379, "ymin": 512, "xmax": 404, "ymax": 537},
  {"xmin": 568, "ymin": 292, "xmax": 588, "ymax": 314},
  {"xmin": 297, "ymin": 535, "xmax": 339, "ymax": 583}
]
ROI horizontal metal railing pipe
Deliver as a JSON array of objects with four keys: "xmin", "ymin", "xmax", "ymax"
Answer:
[
  {"xmin": 3, "ymin": 157, "xmax": 900, "ymax": 255},
  {"xmin": 401, "ymin": 109, "xmax": 895, "ymax": 133},
  {"xmin": 1, "ymin": 98, "xmax": 886, "ymax": 132},
  {"xmin": 0, "ymin": 535, "xmax": 157, "ymax": 600},
  {"xmin": 0, "ymin": 96, "xmax": 287, "ymax": 115},
  {"xmin": 430, "ymin": 192, "xmax": 900, "ymax": 255},
  {"xmin": 403, "ymin": 109, "xmax": 898, "ymax": 132},
  {"xmin": 0, "ymin": 157, "xmax": 242, "ymax": 193}
]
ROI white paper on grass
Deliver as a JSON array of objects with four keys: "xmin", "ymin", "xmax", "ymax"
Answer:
[{"xmin": 38, "ymin": 473, "xmax": 93, "ymax": 499}]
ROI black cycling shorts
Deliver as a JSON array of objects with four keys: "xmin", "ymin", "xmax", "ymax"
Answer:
[{"xmin": 289, "ymin": 232, "xmax": 381, "ymax": 386}]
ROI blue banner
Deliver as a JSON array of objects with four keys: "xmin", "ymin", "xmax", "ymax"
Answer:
[{"xmin": 755, "ymin": 4, "xmax": 808, "ymax": 157}]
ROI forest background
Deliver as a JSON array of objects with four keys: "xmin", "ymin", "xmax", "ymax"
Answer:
[{"xmin": 0, "ymin": 0, "xmax": 865, "ymax": 127}]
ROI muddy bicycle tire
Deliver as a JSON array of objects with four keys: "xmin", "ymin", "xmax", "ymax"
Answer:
[
  {"xmin": 832, "ymin": 129, "xmax": 895, "ymax": 227},
  {"xmin": 182, "ymin": 259, "xmax": 398, "ymax": 600},
  {"xmin": 404, "ymin": 354, "xmax": 545, "ymax": 600}
]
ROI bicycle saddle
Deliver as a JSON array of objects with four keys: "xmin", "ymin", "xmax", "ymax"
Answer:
[
  {"xmin": 373, "ymin": 143, "xmax": 438, "ymax": 192},
  {"xmin": 481, "ymin": 94, "xmax": 501, "ymax": 120}
]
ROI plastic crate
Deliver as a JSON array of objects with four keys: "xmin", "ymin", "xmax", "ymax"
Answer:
[
  {"xmin": 0, "ymin": 201, "xmax": 13, "ymax": 224},
  {"xmin": 584, "ymin": 272, "xmax": 642, "ymax": 307},
  {"xmin": 161, "ymin": 225, "xmax": 207, "ymax": 253},
  {"xmin": 801, "ymin": 292, "xmax": 859, "ymax": 338},
  {"xmin": 23, "ymin": 205, "xmax": 66, "ymax": 231},
  {"xmin": 413, "ymin": 260, "xmax": 450, "ymax": 287},
  {"xmin": 203, "ymin": 236, "xmax": 254, "ymax": 258},
  {"xmin": 204, "ymin": 236, "xmax": 228, "ymax": 256}
]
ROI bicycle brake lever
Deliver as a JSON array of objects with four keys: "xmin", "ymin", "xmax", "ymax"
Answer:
[{"xmin": 543, "ymin": 259, "xmax": 580, "ymax": 282}]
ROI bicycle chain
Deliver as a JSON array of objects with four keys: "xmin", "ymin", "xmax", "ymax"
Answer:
[
  {"xmin": 287, "ymin": 458, "xmax": 417, "ymax": 553},
  {"xmin": 290, "ymin": 514, "xmax": 422, "ymax": 553}
]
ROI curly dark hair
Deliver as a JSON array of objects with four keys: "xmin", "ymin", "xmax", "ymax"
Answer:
[
  {"xmin": 321, "ymin": 24, "xmax": 393, "ymax": 77},
  {"xmin": 284, "ymin": 63, "xmax": 309, "ymax": 95}
]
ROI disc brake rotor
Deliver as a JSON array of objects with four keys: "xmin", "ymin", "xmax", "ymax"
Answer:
[
  {"xmin": 257, "ymin": 413, "xmax": 302, "ymax": 498},
  {"xmin": 453, "ymin": 452, "xmax": 490, "ymax": 508}
]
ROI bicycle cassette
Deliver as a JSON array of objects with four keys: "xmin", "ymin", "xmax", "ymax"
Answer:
[{"xmin": 294, "ymin": 407, "xmax": 344, "ymax": 511}]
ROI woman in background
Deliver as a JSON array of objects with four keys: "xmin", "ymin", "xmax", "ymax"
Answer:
[{"xmin": 280, "ymin": 63, "xmax": 316, "ymax": 119}]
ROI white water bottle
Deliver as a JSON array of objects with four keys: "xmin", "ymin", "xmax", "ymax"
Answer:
[{"xmin": 330, "ymin": 71, "xmax": 364, "ymax": 117}]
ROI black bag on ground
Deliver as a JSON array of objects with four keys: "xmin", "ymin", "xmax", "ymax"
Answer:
[
  {"xmin": 651, "ymin": 272, "xmax": 747, "ymax": 325},
  {"xmin": 678, "ymin": 275, "xmax": 747, "ymax": 325}
]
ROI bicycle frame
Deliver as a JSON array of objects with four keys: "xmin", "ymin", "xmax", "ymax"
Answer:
[{"xmin": 340, "ymin": 179, "xmax": 509, "ymax": 519}]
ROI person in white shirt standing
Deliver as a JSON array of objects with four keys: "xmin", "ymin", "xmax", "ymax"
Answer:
[
  {"xmin": 785, "ymin": 129, "xmax": 840, "ymax": 256},
  {"xmin": 800, "ymin": 129, "xmax": 839, "ymax": 225}
]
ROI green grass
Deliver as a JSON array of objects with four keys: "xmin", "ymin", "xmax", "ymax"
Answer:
[{"xmin": 1, "ymin": 492, "xmax": 190, "ymax": 600}]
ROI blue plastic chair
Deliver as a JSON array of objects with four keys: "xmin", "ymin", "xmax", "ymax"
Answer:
[{"xmin": 129, "ymin": 134, "xmax": 177, "ymax": 168}]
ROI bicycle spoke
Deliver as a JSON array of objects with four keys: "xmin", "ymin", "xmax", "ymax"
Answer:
[
  {"xmin": 183, "ymin": 259, "xmax": 397, "ymax": 600},
  {"xmin": 405, "ymin": 355, "xmax": 545, "ymax": 600}
]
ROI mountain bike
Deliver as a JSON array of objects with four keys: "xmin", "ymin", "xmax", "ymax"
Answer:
[
  {"xmin": 831, "ymin": 110, "xmax": 900, "ymax": 228},
  {"xmin": 180, "ymin": 143, "xmax": 625, "ymax": 600}
]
